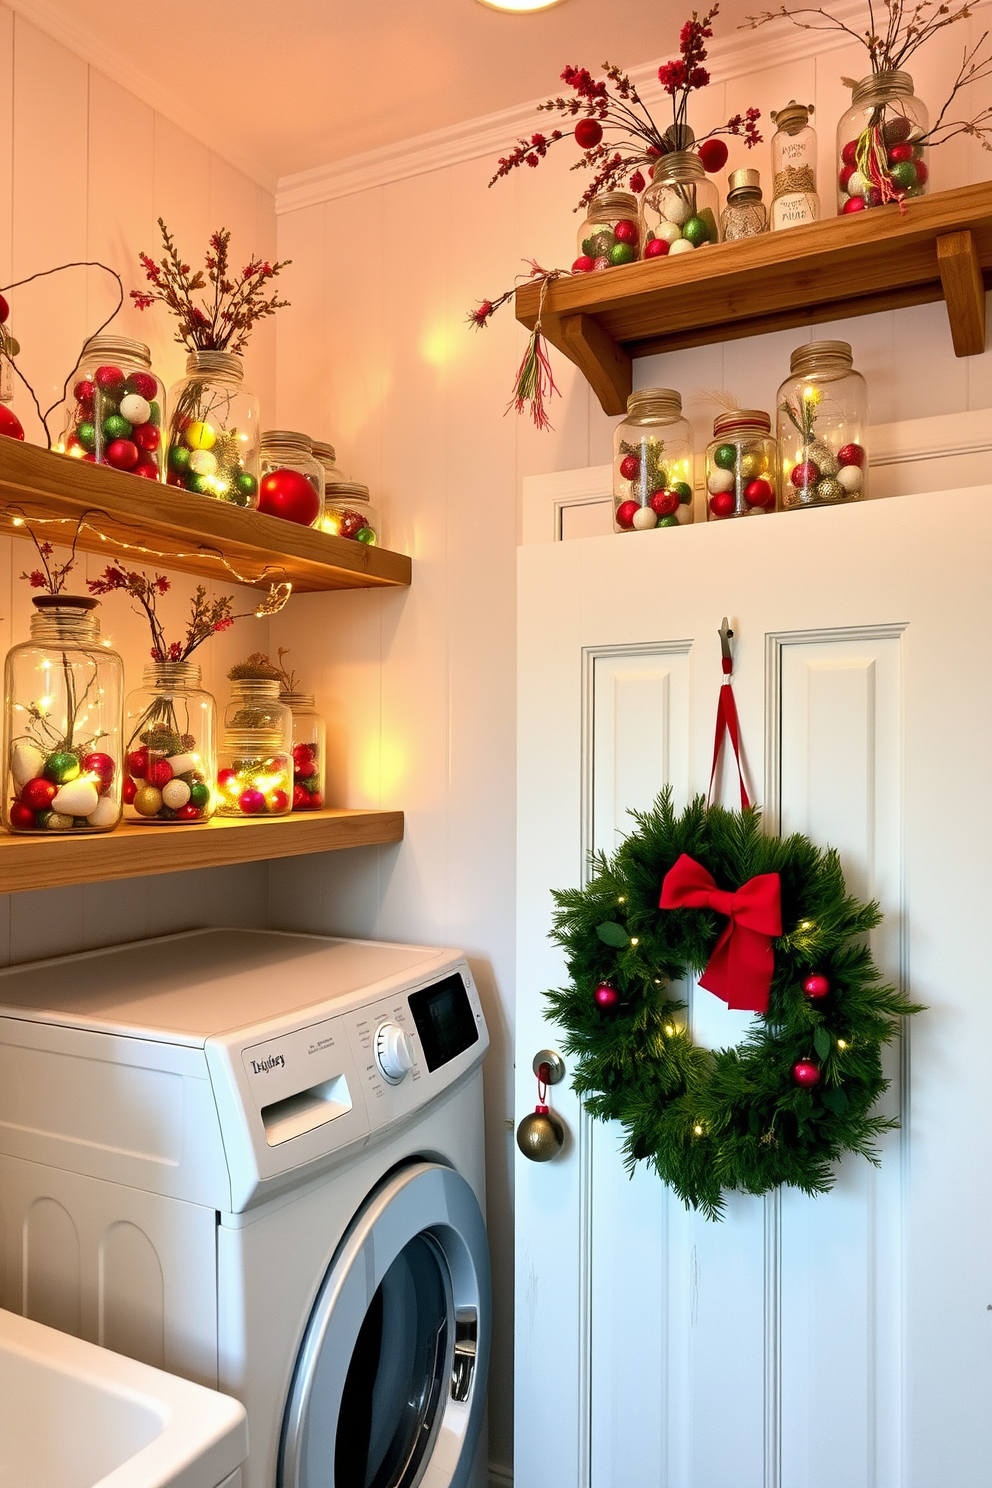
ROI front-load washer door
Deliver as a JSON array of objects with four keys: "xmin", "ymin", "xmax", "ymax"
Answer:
[{"xmin": 280, "ymin": 1162, "xmax": 490, "ymax": 1488}]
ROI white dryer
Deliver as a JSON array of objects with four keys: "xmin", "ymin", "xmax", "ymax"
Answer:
[{"xmin": 0, "ymin": 929, "xmax": 491, "ymax": 1488}]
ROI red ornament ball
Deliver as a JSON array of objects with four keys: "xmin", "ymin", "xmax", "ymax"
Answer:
[
  {"xmin": 843, "ymin": 197, "xmax": 866, "ymax": 214},
  {"xmin": 698, "ymin": 138, "xmax": 729, "ymax": 173},
  {"xmin": 146, "ymin": 759, "xmax": 173, "ymax": 789},
  {"xmin": 0, "ymin": 404, "xmax": 25, "ymax": 441},
  {"xmin": 0, "ymin": 292, "xmax": 8, "ymax": 322},
  {"xmin": 594, "ymin": 982, "xmax": 620, "ymax": 1010},
  {"xmin": 238, "ymin": 788, "xmax": 266, "ymax": 814},
  {"xmin": 176, "ymin": 803, "xmax": 202, "ymax": 821},
  {"xmin": 9, "ymin": 801, "xmax": 36, "ymax": 830},
  {"xmin": 293, "ymin": 784, "xmax": 312, "ymax": 809},
  {"xmin": 95, "ymin": 364, "xmax": 125, "ymax": 393},
  {"xmin": 127, "ymin": 747, "xmax": 149, "ymax": 779},
  {"xmin": 123, "ymin": 777, "xmax": 137, "ymax": 805},
  {"xmin": 838, "ymin": 164, "xmax": 855, "ymax": 191},
  {"xmin": 837, "ymin": 442, "xmax": 865, "ymax": 467},
  {"xmin": 615, "ymin": 499, "xmax": 640, "ymax": 530},
  {"xmin": 82, "ymin": 752, "xmax": 115, "ymax": 788},
  {"xmin": 269, "ymin": 789, "xmax": 290, "ymax": 813},
  {"xmin": 133, "ymin": 422, "xmax": 160, "ymax": 451},
  {"xmin": 21, "ymin": 776, "xmax": 57, "ymax": 811},
  {"xmin": 572, "ymin": 256, "xmax": 595, "ymax": 273},
  {"xmin": 650, "ymin": 489, "xmax": 679, "ymax": 517},
  {"xmin": 914, "ymin": 158, "xmax": 929, "ymax": 186},
  {"xmin": 133, "ymin": 462, "xmax": 159, "ymax": 480},
  {"xmin": 792, "ymin": 1060, "xmax": 821, "ymax": 1087},
  {"xmin": 803, "ymin": 973, "xmax": 831, "ymax": 999},
  {"xmin": 74, "ymin": 378, "xmax": 96, "ymax": 406},
  {"xmin": 310, "ymin": 790, "xmax": 324, "ymax": 809},
  {"xmin": 841, "ymin": 139, "xmax": 859, "ymax": 166},
  {"xmin": 745, "ymin": 478, "xmax": 774, "ymax": 508},
  {"xmin": 709, "ymin": 491, "xmax": 735, "ymax": 519},
  {"xmin": 790, "ymin": 460, "xmax": 820, "ymax": 488},
  {"xmin": 592, "ymin": 256, "xmax": 610, "ymax": 271},
  {"xmin": 614, "ymin": 219, "xmax": 638, "ymax": 246},
  {"xmin": 106, "ymin": 438, "xmax": 139, "ymax": 470},
  {"xmin": 644, "ymin": 238, "xmax": 669, "ymax": 258},
  {"xmin": 126, "ymin": 371, "xmax": 158, "ymax": 401},
  {"xmin": 258, "ymin": 468, "xmax": 321, "ymax": 526},
  {"xmin": 619, "ymin": 454, "xmax": 640, "ymax": 481},
  {"xmin": 217, "ymin": 767, "xmax": 238, "ymax": 791},
  {"xmin": 574, "ymin": 118, "xmax": 603, "ymax": 149},
  {"xmin": 888, "ymin": 142, "xmax": 914, "ymax": 164}
]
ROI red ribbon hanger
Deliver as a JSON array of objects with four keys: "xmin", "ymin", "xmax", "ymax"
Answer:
[
  {"xmin": 659, "ymin": 854, "xmax": 782, "ymax": 1014},
  {"xmin": 710, "ymin": 616, "xmax": 750, "ymax": 811}
]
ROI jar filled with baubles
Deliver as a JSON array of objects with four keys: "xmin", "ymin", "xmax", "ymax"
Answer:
[
  {"xmin": 777, "ymin": 340, "xmax": 868, "ymax": 509},
  {"xmin": 837, "ymin": 72, "xmax": 928, "ymax": 213},
  {"xmin": 216, "ymin": 657, "xmax": 293, "ymax": 818},
  {"xmin": 124, "ymin": 662, "xmax": 216, "ymax": 824},
  {"xmin": 166, "ymin": 351, "xmax": 261, "ymax": 507},
  {"xmin": 641, "ymin": 151, "xmax": 721, "ymax": 259},
  {"xmin": 770, "ymin": 101, "xmax": 819, "ymax": 230},
  {"xmin": 705, "ymin": 410, "xmax": 778, "ymax": 519},
  {"xmin": 59, "ymin": 336, "xmax": 164, "ymax": 479},
  {"xmin": 274, "ymin": 656, "xmax": 326, "ymax": 812},
  {"xmin": 311, "ymin": 439, "xmax": 345, "ymax": 490},
  {"xmin": 321, "ymin": 481, "xmax": 380, "ymax": 545},
  {"xmin": 258, "ymin": 430, "xmax": 324, "ymax": 527},
  {"xmin": 4, "ymin": 596, "xmax": 123, "ymax": 835},
  {"xmin": 613, "ymin": 388, "xmax": 693, "ymax": 533},
  {"xmin": 573, "ymin": 192, "xmax": 640, "ymax": 273},
  {"xmin": 720, "ymin": 169, "xmax": 768, "ymax": 241}
]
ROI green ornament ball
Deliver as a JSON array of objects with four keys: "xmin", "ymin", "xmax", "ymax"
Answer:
[
  {"xmin": 356, "ymin": 526, "xmax": 377, "ymax": 544},
  {"xmin": 45, "ymin": 751, "xmax": 80, "ymax": 784},
  {"xmin": 103, "ymin": 414, "xmax": 131, "ymax": 441},
  {"xmin": 658, "ymin": 515, "xmax": 679, "ymax": 528},
  {"xmin": 147, "ymin": 400, "xmax": 162, "ymax": 426},
  {"xmin": 889, "ymin": 160, "xmax": 917, "ymax": 190},
  {"xmin": 188, "ymin": 781, "xmax": 211, "ymax": 809},
  {"xmin": 682, "ymin": 215, "xmax": 710, "ymax": 247},
  {"xmin": 168, "ymin": 444, "xmax": 191, "ymax": 473},
  {"xmin": 672, "ymin": 481, "xmax": 693, "ymax": 505},
  {"xmin": 609, "ymin": 242, "xmax": 637, "ymax": 266},
  {"xmin": 236, "ymin": 472, "xmax": 258, "ymax": 498},
  {"xmin": 77, "ymin": 421, "xmax": 96, "ymax": 451},
  {"xmin": 580, "ymin": 235, "xmax": 598, "ymax": 257},
  {"xmin": 186, "ymin": 472, "xmax": 210, "ymax": 495},
  {"xmin": 713, "ymin": 444, "xmax": 737, "ymax": 470}
]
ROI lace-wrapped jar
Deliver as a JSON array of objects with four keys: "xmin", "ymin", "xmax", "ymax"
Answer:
[
  {"xmin": 166, "ymin": 351, "xmax": 261, "ymax": 507},
  {"xmin": 59, "ymin": 336, "xmax": 164, "ymax": 479},
  {"xmin": 321, "ymin": 481, "xmax": 380, "ymax": 544},
  {"xmin": 216, "ymin": 679, "xmax": 292, "ymax": 817},
  {"xmin": 771, "ymin": 101, "xmax": 819, "ymax": 230},
  {"xmin": 777, "ymin": 340, "xmax": 868, "ymax": 508},
  {"xmin": 282, "ymin": 690, "xmax": 326, "ymax": 811},
  {"xmin": 837, "ymin": 71, "xmax": 929, "ymax": 213},
  {"xmin": 720, "ymin": 169, "xmax": 768, "ymax": 241},
  {"xmin": 641, "ymin": 151, "xmax": 721, "ymax": 259},
  {"xmin": 258, "ymin": 430, "xmax": 324, "ymax": 527},
  {"xmin": 705, "ymin": 410, "xmax": 778, "ymax": 519},
  {"xmin": 4, "ymin": 596, "xmax": 123, "ymax": 835},
  {"xmin": 124, "ymin": 661, "xmax": 217, "ymax": 823},
  {"xmin": 575, "ymin": 191, "xmax": 640, "ymax": 271},
  {"xmin": 613, "ymin": 388, "xmax": 693, "ymax": 532}
]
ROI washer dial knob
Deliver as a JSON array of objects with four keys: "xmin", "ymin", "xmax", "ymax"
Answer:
[{"xmin": 375, "ymin": 1022, "xmax": 415, "ymax": 1083}]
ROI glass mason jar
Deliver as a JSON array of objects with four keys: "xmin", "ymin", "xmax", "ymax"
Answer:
[
  {"xmin": 837, "ymin": 71, "xmax": 929, "ymax": 213},
  {"xmin": 320, "ymin": 481, "xmax": 380, "ymax": 544},
  {"xmin": 720, "ymin": 169, "xmax": 768, "ymax": 241},
  {"xmin": 258, "ymin": 430, "xmax": 324, "ymax": 528},
  {"xmin": 166, "ymin": 351, "xmax": 261, "ymax": 507},
  {"xmin": 574, "ymin": 191, "xmax": 640, "ymax": 271},
  {"xmin": 705, "ymin": 410, "xmax": 778, "ymax": 519},
  {"xmin": 59, "ymin": 335, "xmax": 164, "ymax": 480},
  {"xmin": 311, "ymin": 439, "xmax": 345, "ymax": 489},
  {"xmin": 771, "ymin": 100, "xmax": 819, "ymax": 230},
  {"xmin": 124, "ymin": 661, "xmax": 217, "ymax": 824},
  {"xmin": 216, "ymin": 679, "xmax": 292, "ymax": 818},
  {"xmin": 282, "ymin": 690, "xmax": 326, "ymax": 811},
  {"xmin": 3, "ymin": 596, "xmax": 123, "ymax": 835},
  {"xmin": 777, "ymin": 340, "xmax": 868, "ymax": 508},
  {"xmin": 613, "ymin": 388, "xmax": 693, "ymax": 532},
  {"xmin": 641, "ymin": 151, "xmax": 721, "ymax": 259}
]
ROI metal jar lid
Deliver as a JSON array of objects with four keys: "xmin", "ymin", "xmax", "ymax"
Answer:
[
  {"xmin": 770, "ymin": 100, "xmax": 813, "ymax": 134},
  {"xmin": 310, "ymin": 439, "xmax": 338, "ymax": 464},
  {"xmin": 261, "ymin": 429, "xmax": 313, "ymax": 452},
  {"xmin": 790, "ymin": 340, "xmax": 854, "ymax": 375},
  {"xmin": 81, "ymin": 334, "xmax": 153, "ymax": 368},
  {"xmin": 727, "ymin": 168, "xmax": 762, "ymax": 198},
  {"xmin": 713, "ymin": 408, "xmax": 771, "ymax": 438},
  {"xmin": 627, "ymin": 387, "xmax": 682, "ymax": 418},
  {"xmin": 325, "ymin": 480, "xmax": 371, "ymax": 502}
]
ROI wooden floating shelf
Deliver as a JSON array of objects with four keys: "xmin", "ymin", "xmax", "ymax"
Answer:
[
  {"xmin": 0, "ymin": 440, "xmax": 411, "ymax": 593},
  {"xmin": 515, "ymin": 182, "xmax": 992, "ymax": 416},
  {"xmin": 0, "ymin": 808, "xmax": 405, "ymax": 895}
]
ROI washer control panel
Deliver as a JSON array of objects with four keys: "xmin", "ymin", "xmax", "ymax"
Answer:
[{"xmin": 374, "ymin": 1022, "xmax": 415, "ymax": 1083}]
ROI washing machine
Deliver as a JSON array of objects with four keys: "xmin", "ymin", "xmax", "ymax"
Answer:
[{"xmin": 0, "ymin": 928, "xmax": 491, "ymax": 1488}]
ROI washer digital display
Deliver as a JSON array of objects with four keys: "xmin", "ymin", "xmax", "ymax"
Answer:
[{"xmin": 408, "ymin": 973, "xmax": 479, "ymax": 1071}]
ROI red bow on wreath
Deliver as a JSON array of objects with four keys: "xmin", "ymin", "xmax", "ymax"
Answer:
[{"xmin": 659, "ymin": 854, "xmax": 782, "ymax": 1014}]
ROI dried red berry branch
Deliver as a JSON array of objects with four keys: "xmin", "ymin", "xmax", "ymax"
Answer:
[
  {"xmin": 87, "ymin": 567, "xmax": 251, "ymax": 664},
  {"xmin": 467, "ymin": 261, "xmax": 568, "ymax": 429}
]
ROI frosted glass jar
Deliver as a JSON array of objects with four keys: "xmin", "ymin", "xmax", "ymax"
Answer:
[
  {"xmin": 575, "ymin": 191, "xmax": 640, "ymax": 271},
  {"xmin": 837, "ymin": 71, "xmax": 928, "ymax": 213},
  {"xmin": 720, "ymin": 169, "xmax": 768, "ymax": 241},
  {"xmin": 216, "ymin": 679, "xmax": 292, "ymax": 818},
  {"xmin": 124, "ymin": 661, "xmax": 216, "ymax": 823},
  {"xmin": 166, "ymin": 351, "xmax": 260, "ymax": 507},
  {"xmin": 777, "ymin": 340, "xmax": 868, "ymax": 508},
  {"xmin": 282, "ymin": 690, "xmax": 326, "ymax": 811},
  {"xmin": 613, "ymin": 388, "xmax": 693, "ymax": 532},
  {"xmin": 3, "ymin": 596, "xmax": 123, "ymax": 835},
  {"xmin": 641, "ymin": 152, "xmax": 720, "ymax": 260},
  {"xmin": 705, "ymin": 411, "xmax": 777, "ymax": 519},
  {"xmin": 59, "ymin": 336, "xmax": 164, "ymax": 479},
  {"xmin": 771, "ymin": 100, "xmax": 819, "ymax": 229},
  {"xmin": 258, "ymin": 430, "xmax": 324, "ymax": 527},
  {"xmin": 321, "ymin": 481, "xmax": 380, "ymax": 545}
]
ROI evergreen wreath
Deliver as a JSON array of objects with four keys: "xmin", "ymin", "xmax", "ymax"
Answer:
[{"xmin": 547, "ymin": 791, "xmax": 922, "ymax": 1219}]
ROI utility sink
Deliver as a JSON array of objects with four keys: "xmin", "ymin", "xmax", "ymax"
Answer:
[{"xmin": 0, "ymin": 1309, "xmax": 248, "ymax": 1488}]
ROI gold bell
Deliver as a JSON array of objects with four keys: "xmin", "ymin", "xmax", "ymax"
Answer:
[{"xmin": 516, "ymin": 1104, "xmax": 565, "ymax": 1162}]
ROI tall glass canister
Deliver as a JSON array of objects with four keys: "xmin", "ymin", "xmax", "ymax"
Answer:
[
  {"xmin": 124, "ymin": 661, "xmax": 217, "ymax": 823},
  {"xmin": 4, "ymin": 596, "xmax": 123, "ymax": 834},
  {"xmin": 166, "ymin": 351, "xmax": 261, "ymax": 506},
  {"xmin": 281, "ymin": 690, "xmax": 326, "ymax": 811},
  {"xmin": 837, "ymin": 71, "xmax": 929, "ymax": 212},
  {"xmin": 216, "ymin": 679, "xmax": 293, "ymax": 817},
  {"xmin": 770, "ymin": 101, "xmax": 819, "ymax": 230},
  {"xmin": 613, "ymin": 388, "xmax": 694, "ymax": 531},
  {"xmin": 777, "ymin": 340, "xmax": 868, "ymax": 508},
  {"xmin": 59, "ymin": 335, "xmax": 165, "ymax": 479}
]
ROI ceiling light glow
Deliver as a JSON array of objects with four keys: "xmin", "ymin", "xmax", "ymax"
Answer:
[{"xmin": 476, "ymin": 0, "xmax": 567, "ymax": 12}]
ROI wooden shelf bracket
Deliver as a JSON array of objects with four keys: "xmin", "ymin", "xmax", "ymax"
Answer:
[
  {"xmin": 557, "ymin": 313, "xmax": 632, "ymax": 417},
  {"xmin": 937, "ymin": 229, "xmax": 987, "ymax": 357}
]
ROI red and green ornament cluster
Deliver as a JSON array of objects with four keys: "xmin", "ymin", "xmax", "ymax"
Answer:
[
  {"xmin": 573, "ymin": 217, "xmax": 639, "ymax": 274},
  {"xmin": 64, "ymin": 366, "xmax": 163, "ymax": 478},
  {"xmin": 0, "ymin": 292, "xmax": 25, "ymax": 442},
  {"xmin": 325, "ymin": 505, "xmax": 377, "ymax": 544},
  {"xmin": 167, "ymin": 418, "xmax": 258, "ymax": 507},
  {"xmin": 615, "ymin": 438, "xmax": 692, "ymax": 531},
  {"xmin": 9, "ymin": 740, "xmax": 118, "ymax": 833},
  {"xmin": 126, "ymin": 735, "xmax": 212, "ymax": 822},
  {"xmin": 216, "ymin": 757, "xmax": 292, "ymax": 817},
  {"xmin": 839, "ymin": 119, "xmax": 927, "ymax": 214},
  {"xmin": 789, "ymin": 440, "xmax": 865, "ymax": 503},
  {"xmin": 292, "ymin": 740, "xmax": 323, "ymax": 811}
]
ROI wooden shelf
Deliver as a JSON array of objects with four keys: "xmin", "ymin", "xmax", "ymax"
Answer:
[
  {"xmin": 0, "ymin": 808, "xmax": 404, "ymax": 894},
  {"xmin": 515, "ymin": 182, "xmax": 992, "ymax": 416},
  {"xmin": 0, "ymin": 440, "xmax": 411, "ymax": 593}
]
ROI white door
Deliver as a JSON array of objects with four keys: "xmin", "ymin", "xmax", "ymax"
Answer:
[{"xmin": 516, "ymin": 487, "xmax": 992, "ymax": 1488}]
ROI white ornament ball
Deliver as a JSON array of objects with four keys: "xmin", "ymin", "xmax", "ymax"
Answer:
[
  {"xmin": 631, "ymin": 505, "xmax": 658, "ymax": 530},
  {"xmin": 836, "ymin": 464, "xmax": 863, "ymax": 494},
  {"xmin": 165, "ymin": 752, "xmax": 198, "ymax": 777},
  {"xmin": 668, "ymin": 238, "xmax": 696, "ymax": 256},
  {"xmin": 119, "ymin": 393, "xmax": 151, "ymax": 426},
  {"xmin": 51, "ymin": 777, "xmax": 99, "ymax": 817},
  {"xmin": 189, "ymin": 449, "xmax": 218, "ymax": 477},
  {"xmin": 11, "ymin": 741, "xmax": 45, "ymax": 791},
  {"xmin": 655, "ymin": 221, "xmax": 683, "ymax": 246},
  {"xmin": 87, "ymin": 795, "xmax": 120, "ymax": 829},
  {"xmin": 847, "ymin": 171, "xmax": 869, "ymax": 198},
  {"xmin": 676, "ymin": 501, "xmax": 693, "ymax": 524},
  {"xmin": 707, "ymin": 468, "xmax": 735, "ymax": 495},
  {"xmin": 162, "ymin": 778, "xmax": 191, "ymax": 810},
  {"xmin": 657, "ymin": 188, "xmax": 692, "ymax": 226}
]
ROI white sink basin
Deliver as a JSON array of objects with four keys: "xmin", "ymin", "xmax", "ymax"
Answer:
[{"xmin": 0, "ymin": 1309, "xmax": 247, "ymax": 1488}]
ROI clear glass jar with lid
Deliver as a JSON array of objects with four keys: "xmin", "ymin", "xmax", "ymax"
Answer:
[
  {"xmin": 281, "ymin": 690, "xmax": 326, "ymax": 811},
  {"xmin": 771, "ymin": 101, "xmax": 819, "ymax": 230},
  {"xmin": 124, "ymin": 660, "xmax": 216, "ymax": 824},
  {"xmin": 777, "ymin": 340, "xmax": 868, "ymax": 508},
  {"xmin": 575, "ymin": 191, "xmax": 640, "ymax": 271},
  {"xmin": 837, "ymin": 71, "xmax": 929, "ymax": 213},
  {"xmin": 321, "ymin": 481, "xmax": 380, "ymax": 545},
  {"xmin": 705, "ymin": 410, "xmax": 778, "ymax": 519},
  {"xmin": 166, "ymin": 350, "xmax": 261, "ymax": 507},
  {"xmin": 613, "ymin": 388, "xmax": 693, "ymax": 532},
  {"xmin": 640, "ymin": 151, "xmax": 721, "ymax": 259},
  {"xmin": 311, "ymin": 439, "xmax": 345, "ymax": 488},
  {"xmin": 216, "ymin": 678, "xmax": 292, "ymax": 817},
  {"xmin": 258, "ymin": 430, "xmax": 324, "ymax": 527},
  {"xmin": 720, "ymin": 169, "xmax": 768, "ymax": 241},
  {"xmin": 3, "ymin": 595, "xmax": 123, "ymax": 835},
  {"xmin": 59, "ymin": 335, "xmax": 164, "ymax": 479}
]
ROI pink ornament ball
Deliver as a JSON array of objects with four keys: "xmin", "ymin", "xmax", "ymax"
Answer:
[
  {"xmin": 258, "ymin": 468, "xmax": 322, "ymax": 527},
  {"xmin": 594, "ymin": 982, "xmax": 619, "ymax": 1010},
  {"xmin": 238, "ymin": 788, "xmax": 266, "ymax": 814},
  {"xmin": 790, "ymin": 460, "xmax": 820, "ymax": 488},
  {"xmin": 0, "ymin": 404, "xmax": 25, "ymax": 441},
  {"xmin": 792, "ymin": 1060, "xmax": 821, "ymax": 1087},
  {"xmin": 106, "ymin": 438, "xmax": 139, "ymax": 470},
  {"xmin": 644, "ymin": 237, "xmax": 669, "ymax": 258},
  {"xmin": 615, "ymin": 499, "xmax": 640, "ymax": 530},
  {"xmin": 709, "ymin": 491, "xmax": 735, "ymax": 519},
  {"xmin": 572, "ymin": 256, "xmax": 595, "ymax": 273},
  {"xmin": 745, "ymin": 478, "xmax": 774, "ymax": 508},
  {"xmin": 803, "ymin": 973, "xmax": 831, "ymax": 999},
  {"xmin": 95, "ymin": 364, "xmax": 125, "ymax": 393},
  {"xmin": 9, "ymin": 801, "xmax": 36, "ymax": 830},
  {"xmin": 843, "ymin": 197, "xmax": 866, "ymax": 214}
]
